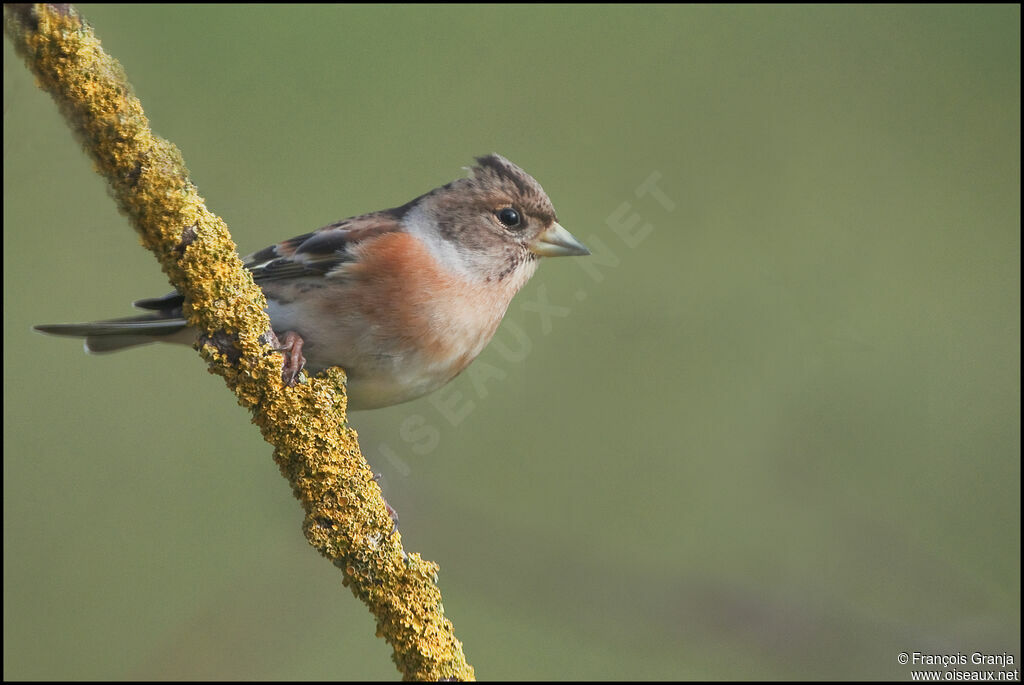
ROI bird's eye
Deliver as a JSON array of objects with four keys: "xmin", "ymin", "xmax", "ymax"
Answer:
[{"xmin": 495, "ymin": 207, "xmax": 522, "ymax": 229}]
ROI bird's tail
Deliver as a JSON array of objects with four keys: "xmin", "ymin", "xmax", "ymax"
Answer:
[{"xmin": 35, "ymin": 293, "xmax": 191, "ymax": 353}]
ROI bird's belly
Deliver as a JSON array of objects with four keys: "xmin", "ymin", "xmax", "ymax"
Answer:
[
  {"xmin": 337, "ymin": 331, "xmax": 488, "ymax": 410},
  {"xmin": 344, "ymin": 366, "xmax": 454, "ymax": 410},
  {"xmin": 266, "ymin": 270, "xmax": 513, "ymax": 410}
]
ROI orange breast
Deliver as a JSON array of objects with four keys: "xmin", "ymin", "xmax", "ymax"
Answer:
[{"xmin": 338, "ymin": 232, "xmax": 511, "ymax": 377}]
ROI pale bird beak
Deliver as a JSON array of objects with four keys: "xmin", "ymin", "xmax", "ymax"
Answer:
[{"xmin": 528, "ymin": 222, "xmax": 591, "ymax": 257}]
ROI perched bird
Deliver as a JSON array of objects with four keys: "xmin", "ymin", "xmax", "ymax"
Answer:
[{"xmin": 35, "ymin": 154, "xmax": 590, "ymax": 410}]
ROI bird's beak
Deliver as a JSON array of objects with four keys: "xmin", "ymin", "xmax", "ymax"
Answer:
[{"xmin": 528, "ymin": 222, "xmax": 591, "ymax": 257}]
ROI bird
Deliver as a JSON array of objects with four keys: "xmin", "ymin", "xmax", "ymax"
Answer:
[{"xmin": 35, "ymin": 154, "xmax": 590, "ymax": 410}]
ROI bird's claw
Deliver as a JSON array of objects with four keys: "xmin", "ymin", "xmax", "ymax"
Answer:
[{"xmin": 265, "ymin": 329, "xmax": 307, "ymax": 386}]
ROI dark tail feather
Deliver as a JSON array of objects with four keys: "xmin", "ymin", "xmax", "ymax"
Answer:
[
  {"xmin": 131, "ymin": 292, "xmax": 186, "ymax": 311},
  {"xmin": 34, "ymin": 316, "xmax": 189, "ymax": 354}
]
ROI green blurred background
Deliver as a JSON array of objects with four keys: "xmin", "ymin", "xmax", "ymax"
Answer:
[{"xmin": 4, "ymin": 4, "xmax": 1019, "ymax": 680}]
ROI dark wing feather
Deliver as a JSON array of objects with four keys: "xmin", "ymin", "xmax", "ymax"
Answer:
[
  {"xmin": 243, "ymin": 211, "xmax": 405, "ymax": 284},
  {"xmin": 122, "ymin": 210, "xmax": 407, "ymax": 311}
]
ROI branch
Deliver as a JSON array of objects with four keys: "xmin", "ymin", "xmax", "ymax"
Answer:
[{"xmin": 4, "ymin": 4, "xmax": 474, "ymax": 680}]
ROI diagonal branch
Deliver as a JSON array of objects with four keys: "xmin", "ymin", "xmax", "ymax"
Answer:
[{"xmin": 4, "ymin": 4, "xmax": 474, "ymax": 681}]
